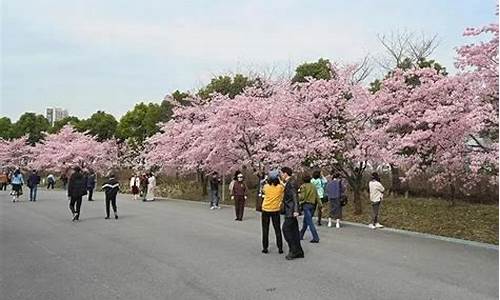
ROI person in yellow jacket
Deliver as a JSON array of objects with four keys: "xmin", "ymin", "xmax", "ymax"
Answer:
[
  {"xmin": 299, "ymin": 174, "xmax": 322, "ymax": 243},
  {"xmin": 260, "ymin": 171, "xmax": 284, "ymax": 254}
]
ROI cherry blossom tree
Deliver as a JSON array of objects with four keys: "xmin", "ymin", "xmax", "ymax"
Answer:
[
  {"xmin": 365, "ymin": 15, "xmax": 498, "ymax": 199},
  {"xmin": 32, "ymin": 125, "xmax": 118, "ymax": 174},
  {"xmin": 0, "ymin": 136, "xmax": 34, "ymax": 170}
]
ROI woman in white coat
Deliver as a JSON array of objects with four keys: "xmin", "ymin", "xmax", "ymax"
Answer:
[
  {"xmin": 129, "ymin": 174, "xmax": 141, "ymax": 200},
  {"xmin": 145, "ymin": 172, "xmax": 156, "ymax": 201}
]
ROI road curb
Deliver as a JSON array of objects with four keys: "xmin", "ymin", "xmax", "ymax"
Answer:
[{"xmin": 155, "ymin": 196, "xmax": 499, "ymax": 251}]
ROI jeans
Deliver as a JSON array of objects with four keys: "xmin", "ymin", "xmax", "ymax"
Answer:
[
  {"xmin": 300, "ymin": 203, "xmax": 320, "ymax": 241},
  {"xmin": 29, "ymin": 185, "xmax": 38, "ymax": 201},
  {"xmin": 210, "ymin": 190, "xmax": 220, "ymax": 207},
  {"xmin": 282, "ymin": 217, "xmax": 304, "ymax": 256},
  {"xmin": 371, "ymin": 202, "xmax": 381, "ymax": 224},
  {"xmin": 261, "ymin": 211, "xmax": 283, "ymax": 251}
]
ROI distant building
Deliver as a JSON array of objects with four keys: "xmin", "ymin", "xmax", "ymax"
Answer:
[{"xmin": 46, "ymin": 107, "xmax": 68, "ymax": 126}]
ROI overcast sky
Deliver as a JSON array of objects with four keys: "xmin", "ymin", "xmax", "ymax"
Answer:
[{"xmin": 1, "ymin": 0, "xmax": 496, "ymax": 121}]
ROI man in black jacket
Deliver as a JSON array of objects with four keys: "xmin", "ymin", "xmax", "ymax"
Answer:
[
  {"xmin": 102, "ymin": 174, "xmax": 120, "ymax": 219},
  {"xmin": 280, "ymin": 167, "xmax": 304, "ymax": 260},
  {"xmin": 68, "ymin": 166, "xmax": 87, "ymax": 221},
  {"xmin": 27, "ymin": 170, "xmax": 41, "ymax": 202}
]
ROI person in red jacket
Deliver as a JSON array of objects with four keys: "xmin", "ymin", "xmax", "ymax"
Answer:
[{"xmin": 231, "ymin": 173, "xmax": 247, "ymax": 221}]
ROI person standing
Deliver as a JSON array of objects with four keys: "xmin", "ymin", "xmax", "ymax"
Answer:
[
  {"xmin": 280, "ymin": 167, "xmax": 304, "ymax": 260},
  {"xmin": 209, "ymin": 172, "xmax": 221, "ymax": 209},
  {"xmin": 0, "ymin": 171, "xmax": 8, "ymax": 191},
  {"xmin": 102, "ymin": 173, "xmax": 120, "ymax": 219},
  {"xmin": 68, "ymin": 166, "xmax": 87, "ymax": 221},
  {"xmin": 299, "ymin": 174, "xmax": 321, "ymax": 243},
  {"xmin": 231, "ymin": 173, "xmax": 247, "ymax": 221},
  {"xmin": 10, "ymin": 168, "xmax": 24, "ymax": 202},
  {"xmin": 27, "ymin": 170, "xmax": 41, "ymax": 202},
  {"xmin": 86, "ymin": 169, "xmax": 96, "ymax": 201},
  {"xmin": 129, "ymin": 173, "xmax": 141, "ymax": 200},
  {"xmin": 140, "ymin": 173, "xmax": 149, "ymax": 201},
  {"xmin": 47, "ymin": 173, "xmax": 56, "ymax": 189},
  {"xmin": 260, "ymin": 172, "xmax": 284, "ymax": 254},
  {"xmin": 228, "ymin": 170, "xmax": 242, "ymax": 197},
  {"xmin": 325, "ymin": 172, "xmax": 344, "ymax": 228},
  {"xmin": 145, "ymin": 172, "xmax": 156, "ymax": 201},
  {"xmin": 311, "ymin": 170, "xmax": 328, "ymax": 226},
  {"xmin": 368, "ymin": 172, "xmax": 385, "ymax": 229}
]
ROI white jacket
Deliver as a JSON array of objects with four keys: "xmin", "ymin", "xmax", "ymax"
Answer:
[
  {"xmin": 369, "ymin": 180, "xmax": 385, "ymax": 203},
  {"xmin": 129, "ymin": 176, "xmax": 140, "ymax": 188}
]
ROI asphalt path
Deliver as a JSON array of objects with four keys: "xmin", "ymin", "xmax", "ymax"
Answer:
[{"xmin": 0, "ymin": 189, "xmax": 498, "ymax": 300}]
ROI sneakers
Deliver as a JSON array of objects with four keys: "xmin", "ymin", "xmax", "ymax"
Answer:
[
  {"xmin": 216, "ymin": 206, "xmax": 221, "ymax": 209},
  {"xmin": 210, "ymin": 206, "xmax": 215, "ymax": 210},
  {"xmin": 261, "ymin": 249, "xmax": 268, "ymax": 254},
  {"xmin": 368, "ymin": 224, "xmax": 376, "ymax": 229},
  {"xmin": 336, "ymin": 221, "xmax": 341, "ymax": 229},
  {"xmin": 375, "ymin": 223, "xmax": 384, "ymax": 228},
  {"xmin": 105, "ymin": 216, "xmax": 110, "ymax": 219}
]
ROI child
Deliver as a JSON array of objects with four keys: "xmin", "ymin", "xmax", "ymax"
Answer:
[{"xmin": 102, "ymin": 173, "xmax": 120, "ymax": 219}]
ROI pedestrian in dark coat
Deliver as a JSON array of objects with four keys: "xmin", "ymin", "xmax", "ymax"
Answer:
[
  {"xmin": 280, "ymin": 166, "xmax": 304, "ymax": 260},
  {"xmin": 102, "ymin": 174, "xmax": 120, "ymax": 219},
  {"xmin": 68, "ymin": 166, "xmax": 87, "ymax": 221}
]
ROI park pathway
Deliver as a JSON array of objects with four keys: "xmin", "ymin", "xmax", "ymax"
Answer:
[{"xmin": 0, "ymin": 190, "xmax": 498, "ymax": 300}]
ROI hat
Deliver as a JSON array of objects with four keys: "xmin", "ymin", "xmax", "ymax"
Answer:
[{"xmin": 268, "ymin": 170, "xmax": 279, "ymax": 180}]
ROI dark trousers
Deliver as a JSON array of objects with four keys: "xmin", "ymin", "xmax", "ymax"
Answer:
[
  {"xmin": 87, "ymin": 188, "xmax": 94, "ymax": 201},
  {"xmin": 47, "ymin": 182, "xmax": 55, "ymax": 189},
  {"xmin": 371, "ymin": 202, "xmax": 381, "ymax": 224},
  {"xmin": 234, "ymin": 196, "xmax": 245, "ymax": 220},
  {"xmin": 69, "ymin": 196, "xmax": 82, "ymax": 215},
  {"xmin": 0, "ymin": 183, "xmax": 7, "ymax": 191},
  {"xmin": 106, "ymin": 197, "xmax": 117, "ymax": 217},
  {"xmin": 282, "ymin": 217, "xmax": 304, "ymax": 256},
  {"xmin": 261, "ymin": 211, "xmax": 283, "ymax": 251}
]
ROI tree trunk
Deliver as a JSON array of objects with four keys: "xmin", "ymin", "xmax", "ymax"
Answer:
[
  {"xmin": 353, "ymin": 187, "xmax": 363, "ymax": 215},
  {"xmin": 449, "ymin": 184, "xmax": 456, "ymax": 207},
  {"xmin": 390, "ymin": 164, "xmax": 403, "ymax": 196}
]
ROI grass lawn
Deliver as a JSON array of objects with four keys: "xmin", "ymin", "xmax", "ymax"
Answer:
[{"xmin": 329, "ymin": 196, "xmax": 499, "ymax": 245}]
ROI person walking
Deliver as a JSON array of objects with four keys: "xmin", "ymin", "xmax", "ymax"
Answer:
[
  {"xmin": 145, "ymin": 172, "xmax": 156, "ymax": 201},
  {"xmin": 0, "ymin": 171, "xmax": 8, "ymax": 191},
  {"xmin": 325, "ymin": 172, "xmax": 344, "ymax": 228},
  {"xmin": 102, "ymin": 173, "xmax": 120, "ymax": 219},
  {"xmin": 260, "ymin": 171, "xmax": 284, "ymax": 254},
  {"xmin": 311, "ymin": 170, "xmax": 328, "ymax": 226},
  {"xmin": 299, "ymin": 174, "xmax": 321, "ymax": 243},
  {"xmin": 231, "ymin": 172, "xmax": 247, "ymax": 221},
  {"xmin": 86, "ymin": 169, "xmax": 96, "ymax": 201},
  {"xmin": 280, "ymin": 167, "xmax": 304, "ymax": 260},
  {"xmin": 209, "ymin": 172, "xmax": 221, "ymax": 209},
  {"xmin": 27, "ymin": 169, "xmax": 41, "ymax": 202},
  {"xmin": 368, "ymin": 172, "xmax": 385, "ymax": 229},
  {"xmin": 47, "ymin": 173, "xmax": 56, "ymax": 189},
  {"xmin": 10, "ymin": 168, "xmax": 24, "ymax": 202},
  {"xmin": 68, "ymin": 166, "xmax": 87, "ymax": 221},
  {"xmin": 129, "ymin": 173, "xmax": 141, "ymax": 200}
]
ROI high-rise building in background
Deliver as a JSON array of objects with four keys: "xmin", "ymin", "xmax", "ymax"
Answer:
[{"xmin": 46, "ymin": 107, "xmax": 69, "ymax": 126}]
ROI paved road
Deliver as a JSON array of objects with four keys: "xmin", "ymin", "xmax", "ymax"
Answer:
[{"xmin": 0, "ymin": 190, "xmax": 498, "ymax": 300}]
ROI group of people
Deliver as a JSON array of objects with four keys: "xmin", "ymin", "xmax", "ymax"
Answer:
[
  {"xmin": 208, "ymin": 167, "xmax": 385, "ymax": 260},
  {"xmin": 129, "ymin": 172, "xmax": 156, "ymax": 201}
]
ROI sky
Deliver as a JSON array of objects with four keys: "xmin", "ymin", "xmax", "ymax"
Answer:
[{"xmin": 1, "ymin": 0, "xmax": 497, "ymax": 122}]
